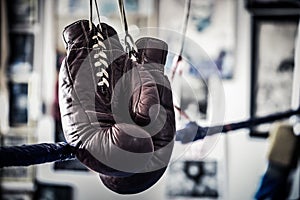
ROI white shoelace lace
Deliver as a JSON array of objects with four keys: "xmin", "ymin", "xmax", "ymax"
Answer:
[{"xmin": 92, "ymin": 32, "xmax": 109, "ymax": 89}]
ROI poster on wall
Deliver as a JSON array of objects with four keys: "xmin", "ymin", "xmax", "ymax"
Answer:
[
  {"xmin": 250, "ymin": 15, "xmax": 299, "ymax": 137},
  {"xmin": 189, "ymin": 0, "xmax": 235, "ymax": 80},
  {"xmin": 166, "ymin": 160, "xmax": 219, "ymax": 199},
  {"xmin": 160, "ymin": 0, "xmax": 236, "ymax": 80}
]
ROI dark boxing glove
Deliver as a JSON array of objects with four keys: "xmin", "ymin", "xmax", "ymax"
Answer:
[
  {"xmin": 59, "ymin": 20, "xmax": 155, "ymax": 176},
  {"xmin": 59, "ymin": 20, "xmax": 175, "ymax": 194},
  {"xmin": 99, "ymin": 37, "xmax": 176, "ymax": 194}
]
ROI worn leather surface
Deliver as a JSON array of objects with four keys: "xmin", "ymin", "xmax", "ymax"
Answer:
[{"xmin": 59, "ymin": 20, "xmax": 175, "ymax": 194}]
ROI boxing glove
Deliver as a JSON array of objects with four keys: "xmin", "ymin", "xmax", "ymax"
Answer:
[
  {"xmin": 59, "ymin": 20, "xmax": 175, "ymax": 193},
  {"xmin": 99, "ymin": 37, "xmax": 176, "ymax": 194},
  {"xmin": 59, "ymin": 20, "xmax": 157, "ymax": 176}
]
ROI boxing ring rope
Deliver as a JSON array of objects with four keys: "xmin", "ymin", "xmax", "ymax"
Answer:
[
  {"xmin": 1, "ymin": 106, "xmax": 299, "ymax": 167},
  {"xmin": 175, "ymin": 107, "xmax": 300, "ymax": 143}
]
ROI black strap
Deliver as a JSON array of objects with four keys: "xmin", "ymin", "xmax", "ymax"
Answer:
[
  {"xmin": 89, "ymin": 0, "xmax": 93, "ymax": 29},
  {"xmin": 179, "ymin": 0, "xmax": 192, "ymax": 57},
  {"xmin": 118, "ymin": 0, "xmax": 129, "ymax": 34},
  {"xmin": 117, "ymin": 0, "xmax": 137, "ymax": 56},
  {"xmin": 171, "ymin": 0, "xmax": 192, "ymax": 81},
  {"xmin": 89, "ymin": 0, "xmax": 102, "ymax": 30},
  {"xmin": 170, "ymin": 0, "xmax": 192, "ymax": 119}
]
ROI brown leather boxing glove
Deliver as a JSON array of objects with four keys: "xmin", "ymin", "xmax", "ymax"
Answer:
[
  {"xmin": 59, "ymin": 20, "xmax": 155, "ymax": 176},
  {"xmin": 99, "ymin": 37, "xmax": 176, "ymax": 194},
  {"xmin": 59, "ymin": 20, "xmax": 175, "ymax": 194}
]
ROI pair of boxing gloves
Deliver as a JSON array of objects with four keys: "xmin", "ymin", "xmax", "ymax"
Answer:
[{"xmin": 59, "ymin": 20, "xmax": 175, "ymax": 194}]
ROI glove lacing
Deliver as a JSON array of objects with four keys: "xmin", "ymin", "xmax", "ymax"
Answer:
[
  {"xmin": 92, "ymin": 31, "xmax": 109, "ymax": 92},
  {"xmin": 89, "ymin": 0, "xmax": 109, "ymax": 93}
]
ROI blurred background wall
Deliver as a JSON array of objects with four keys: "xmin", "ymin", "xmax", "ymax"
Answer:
[{"xmin": 0, "ymin": 0, "xmax": 299, "ymax": 199}]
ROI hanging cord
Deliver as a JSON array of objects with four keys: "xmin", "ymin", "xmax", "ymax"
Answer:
[
  {"xmin": 89, "ymin": 0, "xmax": 102, "ymax": 31},
  {"xmin": 117, "ymin": 0, "xmax": 137, "ymax": 57},
  {"xmin": 179, "ymin": 0, "xmax": 191, "ymax": 57},
  {"xmin": 170, "ymin": 0, "xmax": 192, "ymax": 120},
  {"xmin": 171, "ymin": 0, "xmax": 192, "ymax": 81},
  {"xmin": 174, "ymin": 105, "xmax": 191, "ymax": 121}
]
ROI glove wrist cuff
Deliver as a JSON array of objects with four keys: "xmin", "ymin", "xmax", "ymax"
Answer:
[{"xmin": 136, "ymin": 37, "xmax": 168, "ymax": 66}]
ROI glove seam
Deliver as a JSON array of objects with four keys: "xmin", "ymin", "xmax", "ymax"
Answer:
[
  {"xmin": 63, "ymin": 22, "xmax": 102, "ymax": 146},
  {"xmin": 132, "ymin": 63, "xmax": 143, "ymax": 119}
]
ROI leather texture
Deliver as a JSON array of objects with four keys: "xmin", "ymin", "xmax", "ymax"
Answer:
[
  {"xmin": 100, "ymin": 37, "xmax": 176, "ymax": 194},
  {"xmin": 59, "ymin": 20, "xmax": 175, "ymax": 194}
]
